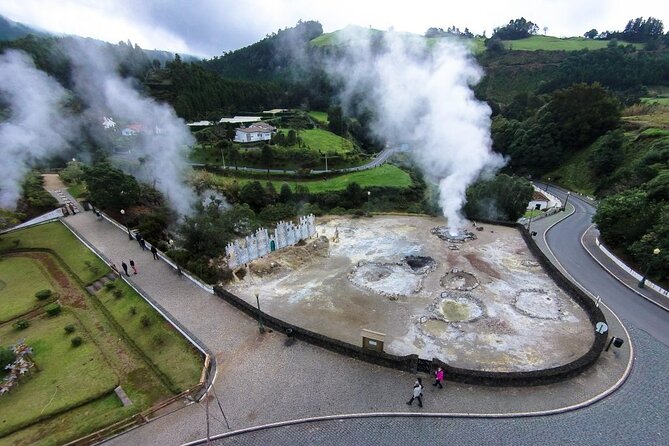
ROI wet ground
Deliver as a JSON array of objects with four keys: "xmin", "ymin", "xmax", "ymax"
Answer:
[{"xmin": 227, "ymin": 215, "xmax": 593, "ymax": 372}]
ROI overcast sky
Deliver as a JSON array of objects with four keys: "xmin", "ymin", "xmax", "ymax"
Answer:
[{"xmin": 0, "ymin": 0, "xmax": 667, "ymax": 57}]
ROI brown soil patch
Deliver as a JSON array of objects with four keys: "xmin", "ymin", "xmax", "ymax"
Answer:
[
  {"xmin": 18, "ymin": 252, "xmax": 88, "ymax": 309},
  {"xmin": 464, "ymin": 253, "xmax": 501, "ymax": 279},
  {"xmin": 250, "ymin": 236, "xmax": 330, "ymax": 277}
]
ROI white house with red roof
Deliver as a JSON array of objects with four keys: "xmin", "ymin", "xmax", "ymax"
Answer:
[{"xmin": 233, "ymin": 122, "xmax": 276, "ymax": 143}]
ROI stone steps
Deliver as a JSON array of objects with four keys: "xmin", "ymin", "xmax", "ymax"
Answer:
[{"xmin": 85, "ymin": 273, "xmax": 121, "ymax": 294}]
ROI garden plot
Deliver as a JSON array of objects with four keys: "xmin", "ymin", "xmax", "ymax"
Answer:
[{"xmin": 228, "ymin": 215, "xmax": 593, "ymax": 372}]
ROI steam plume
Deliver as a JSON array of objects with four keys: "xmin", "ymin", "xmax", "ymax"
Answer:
[
  {"xmin": 330, "ymin": 31, "xmax": 505, "ymax": 232},
  {"xmin": 0, "ymin": 51, "xmax": 73, "ymax": 209},
  {"xmin": 65, "ymin": 40, "xmax": 196, "ymax": 215}
]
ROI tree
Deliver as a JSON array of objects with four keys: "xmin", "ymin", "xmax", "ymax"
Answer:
[
  {"xmin": 621, "ymin": 17, "xmax": 664, "ymax": 43},
  {"xmin": 239, "ymin": 181, "xmax": 268, "ymax": 212},
  {"xmin": 286, "ymin": 129, "xmax": 298, "ymax": 146},
  {"xmin": 59, "ymin": 160, "xmax": 85, "ymax": 184},
  {"xmin": 279, "ymin": 183, "xmax": 294, "ymax": 203},
  {"xmin": 343, "ymin": 182, "xmax": 365, "ymax": 208},
  {"xmin": 587, "ymin": 129, "xmax": 625, "ymax": 176},
  {"xmin": 584, "ymin": 29, "xmax": 598, "ymax": 39},
  {"xmin": 485, "ymin": 37, "xmax": 505, "ymax": 53},
  {"xmin": 83, "ymin": 162, "xmax": 140, "ymax": 210},
  {"xmin": 228, "ymin": 145, "xmax": 240, "ymax": 170},
  {"xmin": 463, "ymin": 174, "xmax": 533, "ymax": 221},
  {"xmin": 327, "ymin": 106, "xmax": 345, "ymax": 136},
  {"xmin": 492, "ymin": 18, "xmax": 539, "ymax": 40},
  {"xmin": 265, "ymin": 181, "xmax": 278, "ymax": 205},
  {"xmin": 260, "ymin": 144, "xmax": 274, "ymax": 175},
  {"xmin": 542, "ymin": 83, "xmax": 620, "ymax": 151},
  {"xmin": 593, "ymin": 189, "xmax": 658, "ymax": 246}
]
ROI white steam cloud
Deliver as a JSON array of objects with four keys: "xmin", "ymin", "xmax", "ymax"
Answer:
[
  {"xmin": 330, "ymin": 31, "xmax": 505, "ymax": 232},
  {"xmin": 65, "ymin": 41, "xmax": 196, "ymax": 216},
  {"xmin": 0, "ymin": 51, "xmax": 74, "ymax": 209},
  {"xmin": 0, "ymin": 45, "xmax": 195, "ymax": 216}
]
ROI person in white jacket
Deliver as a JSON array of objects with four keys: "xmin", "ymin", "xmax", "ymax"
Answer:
[{"xmin": 406, "ymin": 377, "xmax": 423, "ymax": 408}]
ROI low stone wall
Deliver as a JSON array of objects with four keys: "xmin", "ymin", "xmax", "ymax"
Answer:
[{"xmin": 214, "ymin": 217, "xmax": 607, "ymax": 387}]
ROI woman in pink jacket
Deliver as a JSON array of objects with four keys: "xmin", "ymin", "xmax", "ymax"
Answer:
[{"xmin": 433, "ymin": 366, "xmax": 444, "ymax": 389}]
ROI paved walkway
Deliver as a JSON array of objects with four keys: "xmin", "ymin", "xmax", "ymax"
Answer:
[{"xmin": 62, "ymin": 211, "xmax": 630, "ymax": 446}]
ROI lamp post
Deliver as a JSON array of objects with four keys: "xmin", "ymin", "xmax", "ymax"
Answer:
[
  {"xmin": 255, "ymin": 293, "xmax": 265, "ymax": 333},
  {"xmin": 527, "ymin": 203, "xmax": 541, "ymax": 235},
  {"xmin": 562, "ymin": 191, "xmax": 571, "ymax": 212},
  {"xmin": 638, "ymin": 248, "xmax": 661, "ymax": 289},
  {"xmin": 120, "ymin": 209, "xmax": 133, "ymax": 240},
  {"xmin": 367, "ymin": 190, "xmax": 371, "ymax": 207}
]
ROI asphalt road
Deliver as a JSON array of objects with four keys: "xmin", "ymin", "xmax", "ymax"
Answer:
[{"xmin": 541, "ymin": 184, "xmax": 669, "ymax": 346}]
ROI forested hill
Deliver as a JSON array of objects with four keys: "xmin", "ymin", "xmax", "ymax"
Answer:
[
  {"xmin": 0, "ymin": 15, "xmax": 48, "ymax": 40},
  {"xmin": 201, "ymin": 20, "xmax": 323, "ymax": 81}
]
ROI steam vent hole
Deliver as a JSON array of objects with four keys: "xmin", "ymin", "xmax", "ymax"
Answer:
[
  {"xmin": 431, "ymin": 227, "xmax": 477, "ymax": 243},
  {"xmin": 440, "ymin": 268, "xmax": 479, "ymax": 291}
]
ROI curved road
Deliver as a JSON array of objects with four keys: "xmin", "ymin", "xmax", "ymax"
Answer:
[
  {"xmin": 541, "ymin": 184, "xmax": 669, "ymax": 346},
  {"xmin": 189, "ymin": 148, "xmax": 398, "ymax": 175}
]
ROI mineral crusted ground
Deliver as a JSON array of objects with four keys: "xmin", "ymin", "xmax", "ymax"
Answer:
[{"xmin": 227, "ymin": 215, "xmax": 593, "ymax": 372}]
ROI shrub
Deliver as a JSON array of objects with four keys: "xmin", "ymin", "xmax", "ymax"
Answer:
[
  {"xmin": 140, "ymin": 315, "xmax": 152, "ymax": 328},
  {"xmin": 45, "ymin": 303, "xmax": 62, "ymax": 316},
  {"xmin": 129, "ymin": 306, "xmax": 137, "ymax": 316},
  {"xmin": 113, "ymin": 289, "xmax": 124, "ymax": 299},
  {"xmin": 0, "ymin": 346, "xmax": 15, "ymax": 370},
  {"xmin": 71, "ymin": 336, "xmax": 83, "ymax": 347},
  {"xmin": 64, "ymin": 324, "xmax": 76, "ymax": 334},
  {"xmin": 35, "ymin": 289, "xmax": 53, "ymax": 300},
  {"xmin": 152, "ymin": 333, "xmax": 166, "ymax": 347},
  {"xmin": 13, "ymin": 319, "xmax": 30, "ymax": 330},
  {"xmin": 104, "ymin": 281, "xmax": 116, "ymax": 290}
]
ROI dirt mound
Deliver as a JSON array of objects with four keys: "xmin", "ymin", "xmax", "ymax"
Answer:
[{"xmin": 249, "ymin": 236, "xmax": 330, "ymax": 277}]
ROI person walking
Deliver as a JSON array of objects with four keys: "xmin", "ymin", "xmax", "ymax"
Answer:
[
  {"xmin": 135, "ymin": 233, "xmax": 144, "ymax": 250},
  {"xmin": 406, "ymin": 377, "xmax": 423, "ymax": 407},
  {"xmin": 129, "ymin": 259, "xmax": 138, "ymax": 275},
  {"xmin": 110, "ymin": 263, "xmax": 121, "ymax": 277},
  {"xmin": 433, "ymin": 367, "xmax": 444, "ymax": 389},
  {"xmin": 139, "ymin": 238, "xmax": 147, "ymax": 251},
  {"xmin": 121, "ymin": 261, "xmax": 129, "ymax": 276},
  {"xmin": 151, "ymin": 245, "xmax": 159, "ymax": 260}
]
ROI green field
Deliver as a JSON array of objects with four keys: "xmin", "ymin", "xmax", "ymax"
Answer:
[
  {"xmin": 280, "ymin": 128, "xmax": 355, "ymax": 154},
  {"xmin": 501, "ymin": 35, "xmax": 645, "ymax": 51},
  {"xmin": 199, "ymin": 164, "xmax": 412, "ymax": 193},
  {"xmin": 96, "ymin": 280, "xmax": 202, "ymax": 392},
  {"xmin": 0, "ymin": 222, "xmax": 109, "ymax": 284},
  {"xmin": 0, "ymin": 224, "xmax": 204, "ymax": 444},
  {"xmin": 641, "ymin": 97, "xmax": 669, "ymax": 106},
  {"xmin": 0, "ymin": 256, "xmax": 54, "ymax": 322},
  {"xmin": 0, "ymin": 312, "xmax": 119, "ymax": 437},
  {"xmin": 308, "ymin": 111, "xmax": 329, "ymax": 124}
]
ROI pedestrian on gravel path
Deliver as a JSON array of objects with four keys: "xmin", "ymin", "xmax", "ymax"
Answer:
[
  {"xmin": 130, "ymin": 259, "xmax": 138, "ymax": 275},
  {"xmin": 121, "ymin": 261, "xmax": 129, "ymax": 276},
  {"xmin": 151, "ymin": 245, "xmax": 159, "ymax": 260},
  {"xmin": 139, "ymin": 238, "xmax": 146, "ymax": 251},
  {"xmin": 433, "ymin": 367, "xmax": 444, "ymax": 389},
  {"xmin": 406, "ymin": 377, "xmax": 423, "ymax": 407}
]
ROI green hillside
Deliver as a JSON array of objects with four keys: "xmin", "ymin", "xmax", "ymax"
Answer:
[{"xmin": 502, "ymin": 35, "xmax": 643, "ymax": 51}]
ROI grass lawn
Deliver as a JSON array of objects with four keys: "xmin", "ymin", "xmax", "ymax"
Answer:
[
  {"xmin": 545, "ymin": 146, "xmax": 597, "ymax": 196},
  {"xmin": 66, "ymin": 183, "xmax": 87, "ymax": 199},
  {"xmin": 502, "ymin": 35, "xmax": 643, "ymax": 51},
  {"xmin": 0, "ymin": 312, "xmax": 119, "ymax": 438},
  {"xmin": 200, "ymin": 164, "xmax": 413, "ymax": 193},
  {"xmin": 0, "ymin": 222, "xmax": 109, "ymax": 284},
  {"xmin": 96, "ymin": 280, "xmax": 202, "ymax": 392},
  {"xmin": 641, "ymin": 97, "xmax": 669, "ymax": 106},
  {"xmin": 523, "ymin": 209, "xmax": 543, "ymax": 218},
  {"xmin": 279, "ymin": 128, "xmax": 355, "ymax": 154},
  {"xmin": 0, "ymin": 256, "xmax": 54, "ymax": 322},
  {"xmin": 0, "ymin": 393, "xmax": 131, "ymax": 446},
  {"xmin": 308, "ymin": 111, "xmax": 329, "ymax": 124}
]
